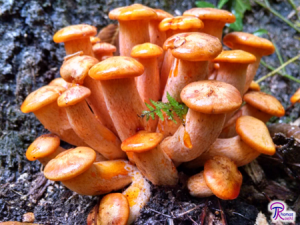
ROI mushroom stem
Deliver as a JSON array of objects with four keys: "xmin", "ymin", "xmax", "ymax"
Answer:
[
  {"xmin": 162, "ymin": 60, "xmax": 208, "ymax": 102},
  {"xmin": 241, "ymin": 104, "xmax": 272, "ymax": 122},
  {"xmin": 200, "ymin": 21, "xmax": 225, "ymax": 41},
  {"xmin": 64, "ymin": 38, "xmax": 94, "ymax": 56},
  {"xmin": 244, "ymin": 54, "xmax": 261, "ymax": 93},
  {"xmin": 100, "ymin": 78, "xmax": 146, "ymax": 141},
  {"xmin": 187, "ymin": 172, "xmax": 213, "ymax": 198},
  {"xmin": 62, "ymin": 160, "xmax": 132, "ymax": 195},
  {"xmin": 119, "ymin": 20, "xmax": 150, "ymax": 56},
  {"xmin": 161, "ymin": 110, "xmax": 225, "ymax": 162},
  {"xmin": 58, "ymin": 87, "xmax": 125, "ymax": 160},
  {"xmin": 34, "ymin": 102, "xmax": 86, "ymax": 146},
  {"xmin": 185, "ymin": 136, "xmax": 261, "ymax": 168}
]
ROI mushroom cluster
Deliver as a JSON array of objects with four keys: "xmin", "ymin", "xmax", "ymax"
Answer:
[{"xmin": 21, "ymin": 3, "xmax": 285, "ymax": 224}]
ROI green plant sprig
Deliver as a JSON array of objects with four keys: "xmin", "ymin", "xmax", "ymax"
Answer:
[{"xmin": 140, "ymin": 92, "xmax": 188, "ymax": 124}]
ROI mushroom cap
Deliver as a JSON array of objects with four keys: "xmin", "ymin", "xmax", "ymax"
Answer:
[
  {"xmin": 90, "ymin": 36, "xmax": 101, "ymax": 45},
  {"xmin": 109, "ymin": 4, "xmax": 157, "ymax": 21},
  {"xmin": 244, "ymin": 91, "xmax": 285, "ymax": 117},
  {"xmin": 290, "ymin": 88, "xmax": 300, "ymax": 104},
  {"xmin": 57, "ymin": 86, "xmax": 91, "ymax": 107},
  {"xmin": 204, "ymin": 156, "xmax": 242, "ymax": 200},
  {"xmin": 153, "ymin": 9, "xmax": 173, "ymax": 21},
  {"xmin": 60, "ymin": 55, "xmax": 99, "ymax": 84},
  {"xmin": 53, "ymin": 24, "xmax": 97, "ymax": 43},
  {"xmin": 93, "ymin": 42, "xmax": 117, "ymax": 54},
  {"xmin": 121, "ymin": 131, "xmax": 163, "ymax": 153},
  {"xmin": 181, "ymin": 80, "xmax": 242, "ymax": 114},
  {"xmin": 131, "ymin": 43, "xmax": 163, "ymax": 59},
  {"xmin": 212, "ymin": 50, "xmax": 256, "ymax": 64},
  {"xmin": 236, "ymin": 116, "xmax": 276, "ymax": 155},
  {"xmin": 223, "ymin": 32, "xmax": 275, "ymax": 56},
  {"xmin": 183, "ymin": 8, "xmax": 236, "ymax": 23},
  {"xmin": 98, "ymin": 193, "xmax": 130, "ymax": 225},
  {"xmin": 164, "ymin": 32, "xmax": 222, "ymax": 61},
  {"xmin": 21, "ymin": 85, "xmax": 66, "ymax": 113},
  {"xmin": 26, "ymin": 134, "xmax": 60, "ymax": 161},
  {"xmin": 44, "ymin": 147, "xmax": 96, "ymax": 181},
  {"xmin": 159, "ymin": 16, "xmax": 204, "ymax": 32},
  {"xmin": 49, "ymin": 78, "xmax": 73, "ymax": 89},
  {"xmin": 249, "ymin": 81, "xmax": 260, "ymax": 91},
  {"xmin": 89, "ymin": 56, "xmax": 144, "ymax": 80}
]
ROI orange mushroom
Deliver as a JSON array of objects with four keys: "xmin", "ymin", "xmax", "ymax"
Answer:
[
  {"xmin": 53, "ymin": 24, "xmax": 97, "ymax": 56},
  {"xmin": 57, "ymin": 86, "xmax": 125, "ymax": 160},
  {"xmin": 20, "ymin": 85, "xmax": 86, "ymax": 146},
  {"xmin": 223, "ymin": 32, "xmax": 275, "ymax": 93},
  {"xmin": 109, "ymin": 4, "xmax": 157, "ymax": 57},
  {"xmin": 188, "ymin": 156, "xmax": 243, "ymax": 200}
]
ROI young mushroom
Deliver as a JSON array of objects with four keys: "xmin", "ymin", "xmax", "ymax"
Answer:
[
  {"xmin": 53, "ymin": 24, "xmax": 97, "ymax": 56},
  {"xmin": 186, "ymin": 115, "xmax": 276, "ymax": 168},
  {"xmin": 109, "ymin": 4, "xmax": 157, "ymax": 56},
  {"xmin": 187, "ymin": 156, "xmax": 243, "ymax": 200},
  {"xmin": 223, "ymin": 32, "xmax": 275, "ymax": 93},
  {"xmin": 121, "ymin": 131, "xmax": 178, "ymax": 186},
  {"xmin": 89, "ymin": 56, "xmax": 147, "ymax": 141},
  {"xmin": 20, "ymin": 85, "xmax": 86, "ymax": 146},
  {"xmin": 57, "ymin": 85, "xmax": 125, "ymax": 160},
  {"xmin": 160, "ymin": 80, "xmax": 242, "ymax": 163},
  {"xmin": 92, "ymin": 42, "xmax": 117, "ymax": 61}
]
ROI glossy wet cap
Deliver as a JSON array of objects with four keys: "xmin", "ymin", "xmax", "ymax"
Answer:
[
  {"xmin": 21, "ymin": 85, "xmax": 66, "ymax": 113},
  {"xmin": 49, "ymin": 78, "xmax": 73, "ymax": 89},
  {"xmin": 53, "ymin": 24, "xmax": 97, "ymax": 43},
  {"xmin": 181, "ymin": 80, "xmax": 242, "ymax": 114},
  {"xmin": 44, "ymin": 147, "xmax": 96, "ymax": 181},
  {"xmin": 236, "ymin": 116, "xmax": 276, "ymax": 155},
  {"xmin": 204, "ymin": 156, "xmax": 242, "ymax": 200},
  {"xmin": 184, "ymin": 8, "xmax": 236, "ymax": 23},
  {"xmin": 121, "ymin": 131, "xmax": 163, "ymax": 153},
  {"xmin": 89, "ymin": 56, "xmax": 144, "ymax": 80},
  {"xmin": 60, "ymin": 55, "xmax": 99, "ymax": 84},
  {"xmin": 249, "ymin": 81, "xmax": 260, "ymax": 91},
  {"xmin": 153, "ymin": 9, "xmax": 173, "ymax": 21},
  {"xmin": 223, "ymin": 32, "xmax": 275, "ymax": 56},
  {"xmin": 57, "ymin": 86, "xmax": 91, "ymax": 107},
  {"xmin": 90, "ymin": 36, "xmax": 101, "ymax": 45},
  {"xmin": 212, "ymin": 50, "xmax": 256, "ymax": 64},
  {"xmin": 164, "ymin": 32, "xmax": 222, "ymax": 61},
  {"xmin": 290, "ymin": 88, "xmax": 300, "ymax": 104},
  {"xmin": 244, "ymin": 91, "xmax": 285, "ymax": 117},
  {"xmin": 159, "ymin": 16, "xmax": 204, "ymax": 32},
  {"xmin": 109, "ymin": 4, "xmax": 157, "ymax": 21},
  {"xmin": 131, "ymin": 43, "xmax": 163, "ymax": 59},
  {"xmin": 93, "ymin": 42, "xmax": 117, "ymax": 54},
  {"xmin": 26, "ymin": 134, "xmax": 60, "ymax": 161},
  {"xmin": 98, "ymin": 193, "xmax": 130, "ymax": 225}
]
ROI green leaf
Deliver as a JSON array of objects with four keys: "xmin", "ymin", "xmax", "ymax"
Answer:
[
  {"xmin": 195, "ymin": 1, "xmax": 215, "ymax": 8},
  {"xmin": 155, "ymin": 110, "xmax": 164, "ymax": 121},
  {"xmin": 253, "ymin": 29, "xmax": 268, "ymax": 37},
  {"xmin": 166, "ymin": 92, "xmax": 180, "ymax": 108},
  {"xmin": 234, "ymin": 0, "xmax": 251, "ymax": 16},
  {"xmin": 217, "ymin": 0, "xmax": 229, "ymax": 9},
  {"xmin": 228, "ymin": 10, "xmax": 243, "ymax": 31},
  {"xmin": 145, "ymin": 102, "xmax": 154, "ymax": 111}
]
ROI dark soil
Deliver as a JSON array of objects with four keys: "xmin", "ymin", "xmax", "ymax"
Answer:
[{"xmin": 0, "ymin": 0, "xmax": 300, "ymax": 224}]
